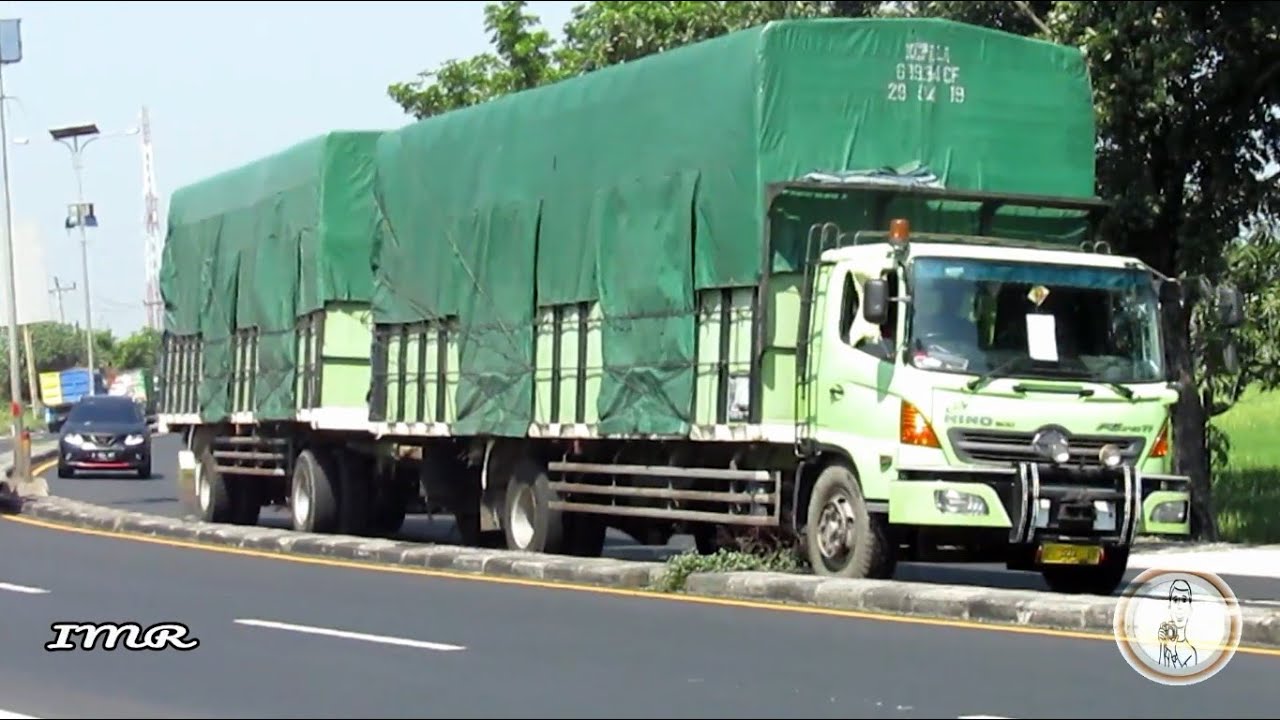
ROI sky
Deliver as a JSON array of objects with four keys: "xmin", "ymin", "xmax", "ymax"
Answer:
[{"xmin": 0, "ymin": 0, "xmax": 578, "ymax": 338}]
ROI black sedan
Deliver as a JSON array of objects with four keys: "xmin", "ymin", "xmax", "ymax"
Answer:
[{"xmin": 56, "ymin": 395, "xmax": 152, "ymax": 479}]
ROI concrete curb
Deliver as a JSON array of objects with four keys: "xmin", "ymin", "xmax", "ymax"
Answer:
[
  {"xmin": 17, "ymin": 495, "xmax": 668, "ymax": 590},
  {"xmin": 9, "ymin": 491, "xmax": 1280, "ymax": 651}
]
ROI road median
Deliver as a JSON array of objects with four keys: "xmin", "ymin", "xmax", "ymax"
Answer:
[{"xmin": 9, "ymin": 491, "xmax": 1280, "ymax": 651}]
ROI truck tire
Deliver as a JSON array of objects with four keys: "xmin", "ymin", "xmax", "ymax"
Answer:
[
  {"xmin": 191, "ymin": 440, "xmax": 260, "ymax": 526},
  {"xmin": 804, "ymin": 462, "xmax": 895, "ymax": 579},
  {"xmin": 501, "ymin": 457, "xmax": 565, "ymax": 554},
  {"xmin": 291, "ymin": 449, "xmax": 339, "ymax": 534},
  {"xmin": 194, "ymin": 447, "xmax": 233, "ymax": 523},
  {"xmin": 1041, "ymin": 547, "xmax": 1130, "ymax": 596}
]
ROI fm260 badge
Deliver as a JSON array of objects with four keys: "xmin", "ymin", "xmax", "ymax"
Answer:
[
  {"xmin": 46, "ymin": 621, "xmax": 200, "ymax": 652},
  {"xmin": 1113, "ymin": 568, "xmax": 1243, "ymax": 686}
]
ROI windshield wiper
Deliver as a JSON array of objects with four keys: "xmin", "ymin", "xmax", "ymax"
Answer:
[
  {"xmin": 1088, "ymin": 374, "xmax": 1136, "ymax": 400},
  {"xmin": 966, "ymin": 356, "xmax": 1027, "ymax": 393}
]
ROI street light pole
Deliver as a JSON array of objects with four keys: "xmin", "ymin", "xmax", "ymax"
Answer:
[
  {"xmin": 46, "ymin": 122, "xmax": 116, "ymax": 386},
  {"xmin": 41, "ymin": 123, "xmax": 138, "ymax": 387},
  {"xmin": 68, "ymin": 137, "xmax": 93, "ymax": 375}
]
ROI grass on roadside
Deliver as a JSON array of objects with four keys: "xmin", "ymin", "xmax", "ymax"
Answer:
[
  {"xmin": 1212, "ymin": 385, "xmax": 1280, "ymax": 544},
  {"xmin": 655, "ymin": 530, "xmax": 804, "ymax": 593}
]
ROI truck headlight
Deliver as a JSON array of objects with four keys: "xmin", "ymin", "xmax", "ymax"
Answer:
[
  {"xmin": 1032, "ymin": 428, "xmax": 1070, "ymax": 464},
  {"xmin": 1098, "ymin": 443, "xmax": 1124, "ymax": 468},
  {"xmin": 1152, "ymin": 500, "xmax": 1188, "ymax": 524},
  {"xmin": 934, "ymin": 489, "xmax": 988, "ymax": 515}
]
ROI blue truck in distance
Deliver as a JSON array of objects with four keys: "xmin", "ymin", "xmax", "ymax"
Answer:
[{"xmin": 40, "ymin": 367, "xmax": 107, "ymax": 433}]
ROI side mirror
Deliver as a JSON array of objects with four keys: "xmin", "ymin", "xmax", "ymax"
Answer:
[
  {"xmin": 1158, "ymin": 278, "xmax": 1182, "ymax": 308},
  {"xmin": 1216, "ymin": 284, "xmax": 1244, "ymax": 329},
  {"xmin": 863, "ymin": 278, "xmax": 889, "ymax": 326}
]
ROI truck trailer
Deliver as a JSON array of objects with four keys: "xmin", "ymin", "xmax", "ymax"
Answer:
[{"xmin": 157, "ymin": 17, "xmax": 1241, "ymax": 594}]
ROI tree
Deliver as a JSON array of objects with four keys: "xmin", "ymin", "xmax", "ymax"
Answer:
[
  {"xmin": 387, "ymin": 0, "xmax": 1280, "ymax": 539},
  {"xmin": 112, "ymin": 327, "xmax": 162, "ymax": 371}
]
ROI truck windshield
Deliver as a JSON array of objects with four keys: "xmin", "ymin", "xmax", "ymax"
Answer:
[{"xmin": 907, "ymin": 257, "xmax": 1164, "ymax": 384}]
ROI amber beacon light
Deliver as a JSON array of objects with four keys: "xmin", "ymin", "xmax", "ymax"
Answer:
[{"xmin": 888, "ymin": 218, "xmax": 911, "ymax": 244}]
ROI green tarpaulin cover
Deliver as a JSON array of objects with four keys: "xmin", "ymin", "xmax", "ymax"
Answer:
[
  {"xmin": 160, "ymin": 130, "xmax": 383, "ymax": 421},
  {"xmin": 370, "ymin": 17, "xmax": 1098, "ymax": 439}
]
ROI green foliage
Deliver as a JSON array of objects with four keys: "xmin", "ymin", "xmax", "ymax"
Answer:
[
  {"xmin": 656, "ymin": 546, "xmax": 803, "ymax": 593},
  {"xmin": 387, "ymin": 0, "xmax": 1280, "ymax": 539},
  {"xmin": 1210, "ymin": 385, "xmax": 1280, "ymax": 544},
  {"xmin": 386, "ymin": 1, "xmax": 887, "ymax": 120},
  {"xmin": 0, "ymin": 322, "xmax": 161, "ymax": 405}
]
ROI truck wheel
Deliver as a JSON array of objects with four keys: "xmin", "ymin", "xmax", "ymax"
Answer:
[
  {"xmin": 291, "ymin": 449, "xmax": 339, "ymax": 534},
  {"xmin": 804, "ymin": 463, "xmax": 895, "ymax": 579},
  {"xmin": 1041, "ymin": 547, "xmax": 1131, "ymax": 596},
  {"xmin": 502, "ymin": 458, "xmax": 565, "ymax": 554},
  {"xmin": 194, "ymin": 448, "xmax": 233, "ymax": 523}
]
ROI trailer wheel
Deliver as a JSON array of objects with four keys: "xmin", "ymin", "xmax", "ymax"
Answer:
[
  {"xmin": 1041, "ymin": 547, "xmax": 1130, "ymax": 596},
  {"xmin": 804, "ymin": 462, "xmax": 895, "ymax": 579},
  {"xmin": 291, "ymin": 449, "xmax": 339, "ymax": 534},
  {"xmin": 501, "ymin": 458, "xmax": 565, "ymax": 554}
]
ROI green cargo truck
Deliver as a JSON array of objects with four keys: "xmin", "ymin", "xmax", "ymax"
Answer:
[{"xmin": 157, "ymin": 17, "xmax": 1241, "ymax": 594}]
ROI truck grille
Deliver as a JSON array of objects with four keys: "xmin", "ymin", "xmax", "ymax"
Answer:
[{"xmin": 947, "ymin": 428, "xmax": 1145, "ymax": 467}]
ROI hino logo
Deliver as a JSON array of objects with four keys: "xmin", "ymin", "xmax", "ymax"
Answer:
[
  {"xmin": 946, "ymin": 413, "xmax": 994, "ymax": 427},
  {"xmin": 944, "ymin": 413, "xmax": 1015, "ymax": 429}
]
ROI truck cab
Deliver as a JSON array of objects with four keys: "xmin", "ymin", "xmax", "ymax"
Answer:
[{"xmin": 787, "ymin": 185, "xmax": 1241, "ymax": 594}]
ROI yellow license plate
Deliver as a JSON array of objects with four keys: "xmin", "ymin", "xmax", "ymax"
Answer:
[{"xmin": 1040, "ymin": 542, "xmax": 1103, "ymax": 565}]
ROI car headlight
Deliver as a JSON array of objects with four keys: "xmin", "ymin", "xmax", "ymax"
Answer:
[
  {"xmin": 125, "ymin": 434, "xmax": 145, "ymax": 446},
  {"xmin": 64, "ymin": 433, "xmax": 85, "ymax": 447}
]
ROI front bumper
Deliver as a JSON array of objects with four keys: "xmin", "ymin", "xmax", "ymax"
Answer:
[
  {"xmin": 890, "ymin": 463, "xmax": 1191, "ymax": 542},
  {"xmin": 60, "ymin": 441, "xmax": 150, "ymax": 471}
]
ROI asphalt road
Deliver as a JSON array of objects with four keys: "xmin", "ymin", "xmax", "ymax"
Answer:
[
  {"xmin": 43, "ymin": 433, "xmax": 1280, "ymax": 603},
  {"xmin": 0, "ymin": 514, "xmax": 1276, "ymax": 719}
]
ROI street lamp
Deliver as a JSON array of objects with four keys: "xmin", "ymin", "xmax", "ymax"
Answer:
[{"xmin": 45, "ymin": 121, "xmax": 139, "ymax": 384}]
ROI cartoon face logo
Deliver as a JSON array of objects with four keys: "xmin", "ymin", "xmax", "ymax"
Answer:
[{"xmin": 1114, "ymin": 569, "xmax": 1242, "ymax": 686}]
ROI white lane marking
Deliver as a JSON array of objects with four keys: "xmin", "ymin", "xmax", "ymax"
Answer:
[
  {"xmin": 0, "ymin": 582, "xmax": 49, "ymax": 595},
  {"xmin": 0, "ymin": 710, "xmax": 41, "ymax": 719},
  {"xmin": 233, "ymin": 619, "xmax": 465, "ymax": 652}
]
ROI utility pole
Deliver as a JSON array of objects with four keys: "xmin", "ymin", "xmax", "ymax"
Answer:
[
  {"xmin": 0, "ymin": 17, "xmax": 39, "ymax": 498},
  {"xmin": 48, "ymin": 276, "xmax": 74, "ymax": 323}
]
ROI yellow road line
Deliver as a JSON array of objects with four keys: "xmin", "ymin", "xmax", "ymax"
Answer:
[{"xmin": 14, "ymin": 458, "xmax": 1280, "ymax": 659}]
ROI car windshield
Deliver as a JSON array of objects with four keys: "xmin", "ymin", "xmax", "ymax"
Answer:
[
  {"xmin": 907, "ymin": 256, "xmax": 1164, "ymax": 384},
  {"xmin": 67, "ymin": 399, "xmax": 143, "ymax": 425}
]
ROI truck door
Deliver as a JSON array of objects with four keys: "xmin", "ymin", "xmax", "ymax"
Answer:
[{"xmin": 812, "ymin": 260, "xmax": 900, "ymax": 503}]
